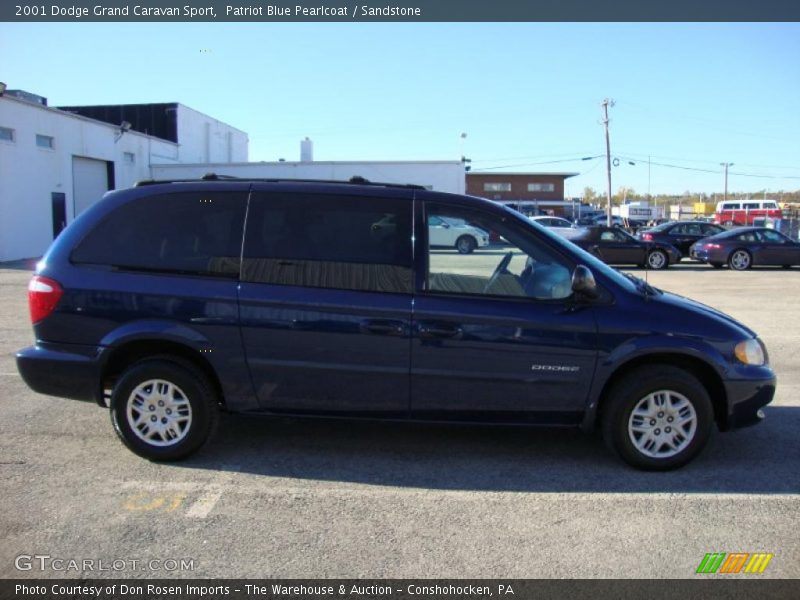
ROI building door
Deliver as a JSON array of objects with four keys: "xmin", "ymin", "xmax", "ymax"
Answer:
[
  {"xmin": 72, "ymin": 156, "xmax": 111, "ymax": 218},
  {"xmin": 51, "ymin": 193, "xmax": 67, "ymax": 239}
]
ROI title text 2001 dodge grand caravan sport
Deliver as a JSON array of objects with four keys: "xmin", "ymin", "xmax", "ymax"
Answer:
[{"xmin": 16, "ymin": 176, "xmax": 776, "ymax": 470}]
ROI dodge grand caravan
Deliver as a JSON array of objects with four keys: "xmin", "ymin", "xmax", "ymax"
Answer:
[{"xmin": 16, "ymin": 176, "xmax": 776, "ymax": 470}]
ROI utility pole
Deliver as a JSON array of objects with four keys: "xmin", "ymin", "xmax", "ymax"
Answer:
[
  {"xmin": 720, "ymin": 162, "xmax": 734, "ymax": 202},
  {"xmin": 602, "ymin": 99, "xmax": 615, "ymax": 227}
]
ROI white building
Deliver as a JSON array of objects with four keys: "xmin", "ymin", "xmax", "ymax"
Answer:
[
  {"xmin": 0, "ymin": 90, "xmax": 248, "ymax": 262},
  {"xmin": 151, "ymin": 160, "xmax": 466, "ymax": 195}
]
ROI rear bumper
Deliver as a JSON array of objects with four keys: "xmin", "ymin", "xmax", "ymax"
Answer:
[
  {"xmin": 721, "ymin": 375, "xmax": 776, "ymax": 430},
  {"xmin": 16, "ymin": 343, "xmax": 105, "ymax": 404}
]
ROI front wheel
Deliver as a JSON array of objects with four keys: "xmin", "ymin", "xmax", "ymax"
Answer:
[
  {"xmin": 602, "ymin": 366, "xmax": 713, "ymax": 470},
  {"xmin": 646, "ymin": 249, "xmax": 669, "ymax": 270},
  {"xmin": 455, "ymin": 235, "xmax": 477, "ymax": 254},
  {"xmin": 110, "ymin": 359, "xmax": 218, "ymax": 461},
  {"xmin": 728, "ymin": 249, "xmax": 752, "ymax": 271}
]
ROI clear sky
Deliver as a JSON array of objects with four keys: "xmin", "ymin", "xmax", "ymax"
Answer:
[{"xmin": 2, "ymin": 22, "xmax": 799, "ymax": 195}]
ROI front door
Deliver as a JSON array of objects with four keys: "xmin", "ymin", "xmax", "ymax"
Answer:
[
  {"xmin": 411, "ymin": 201, "xmax": 598, "ymax": 423},
  {"xmin": 239, "ymin": 189, "xmax": 414, "ymax": 415},
  {"xmin": 756, "ymin": 229, "xmax": 800, "ymax": 265}
]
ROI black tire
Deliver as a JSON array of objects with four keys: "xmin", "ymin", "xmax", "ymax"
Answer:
[
  {"xmin": 601, "ymin": 365, "xmax": 713, "ymax": 470},
  {"xmin": 455, "ymin": 235, "xmax": 477, "ymax": 254},
  {"xmin": 110, "ymin": 359, "xmax": 218, "ymax": 461},
  {"xmin": 728, "ymin": 249, "xmax": 752, "ymax": 271},
  {"xmin": 710, "ymin": 262, "xmax": 724, "ymax": 269},
  {"xmin": 646, "ymin": 249, "xmax": 669, "ymax": 270}
]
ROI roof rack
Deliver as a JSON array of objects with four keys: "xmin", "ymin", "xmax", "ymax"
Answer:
[{"xmin": 134, "ymin": 173, "xmax": 426, "ymax": 190}]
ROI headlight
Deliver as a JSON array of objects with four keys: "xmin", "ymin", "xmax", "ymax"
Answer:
[{"xmin": 734, "ymin": 339, "xmax": 766, "ymax": 366}]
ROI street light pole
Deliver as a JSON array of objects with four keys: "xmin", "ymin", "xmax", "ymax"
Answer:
[
  {"xmin": 720, "ymin": 162, "xmax": 734, "ymax": 202},
  {"xmin": 602, "ymin": 99, "xmax": 615, "ymax": 227}
]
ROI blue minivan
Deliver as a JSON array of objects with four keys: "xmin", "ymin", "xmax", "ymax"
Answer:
[{"xmin": 16, "ymin": 177, "xmax": 776, "ymax": 470}]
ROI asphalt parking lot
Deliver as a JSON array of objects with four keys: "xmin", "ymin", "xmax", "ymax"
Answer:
[{"xmin": 0, "ymin": 262, "xmax": 798, "ymax": 579}]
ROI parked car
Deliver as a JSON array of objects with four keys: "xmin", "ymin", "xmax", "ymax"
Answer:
[
  {"xmin": 571, "ymin": 226, "xmax": 681, "ymax": 269},
  {"xmin": 374, "ymin": 214, "xmax": 489, "ymax": 254},
  {"xmin": 429, "ymin": 215, "xmax": 490, "ymax": 254},
  {"xmin": 589, "ymin": 214, "xmax": 648, "ymax": 232},
  {"xmin": 637, "ymin": 221, "xmax": 726, "ymax": 259},
  {"xmin": 16, "ymin": 175, "xmax": 775, "ymax": 470},
  {"xmin": 714, "ymin": 200, "xmax": 781, "ymax": 226},
  {"xmin": 690, "ymin": 226, "xmax": 800, "ymax": 270},
  {"xmin": 529, "ymin": 216, "xmax": 584, "ymax": 240}
]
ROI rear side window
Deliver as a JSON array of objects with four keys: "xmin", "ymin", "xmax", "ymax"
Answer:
[
  {"xmin": 71, "ymin": 192, "xmax": 247, "ymax": 278},
  {"xmin": 242, "ymin": 193, "xmax": 413, "ymax": 294}
]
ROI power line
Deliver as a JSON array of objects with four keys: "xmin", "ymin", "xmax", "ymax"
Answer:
[
  {"xmin": 616, "ymin": 155, "xmax": 800, "ymax": 180},
  {"xmin": 470, "ymin": 155, "xmax": 602, "ymax": 171}
]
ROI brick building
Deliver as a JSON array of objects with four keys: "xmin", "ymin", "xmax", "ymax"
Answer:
[{"xmin": 466, "ymin": 172, "xmax": 579, "ymax": 216}]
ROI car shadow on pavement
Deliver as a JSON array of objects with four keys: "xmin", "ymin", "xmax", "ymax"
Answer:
[{"xmin": 176, "ymin": 405, "xmax": 800, "ymax": 494}]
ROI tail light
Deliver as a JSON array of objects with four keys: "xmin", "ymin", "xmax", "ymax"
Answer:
[
  {"xmin": 641, "ymin": 233, "xmax": 654, "ymax": 241},
  {"xmin": 28, "ymin": 275, "xmax": 63, "ymax": 324},
  {"xmin": 704, "ymin": 243, "xmax": 722, "ymax": 249}
]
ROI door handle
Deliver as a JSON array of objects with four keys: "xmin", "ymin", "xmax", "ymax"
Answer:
[
  {"xmin": 361, "ymin": 319, "xmax": 406, "ymax": 336},
  {"xmin": 417, "ymin": 322, "xmax": 463, "ymax": 339}
]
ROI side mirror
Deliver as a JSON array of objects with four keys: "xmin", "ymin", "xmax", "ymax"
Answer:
[{"xmin": 571, "ymin": 265, "xmax": 598, "ymax": 299}]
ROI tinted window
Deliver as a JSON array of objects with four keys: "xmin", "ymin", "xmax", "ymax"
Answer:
[
  {"xmin": 759, "ymin": 230, "xmax": 790, "ymax": 244},
  {"xmin": 735, "ymin": 232, "xmax": 759, "ymax": 242},
  {"xmin": 426, "ymin": 204, "xmax": 573, "ymax": 300},
  {"xmin": 72, "ymin": 192, "xmax": 246, "ymax": 277},
  {"xmin": 702, "ymin": 224, "xmax": 724, "ymax": 235},
  {"xmin": 242, "ymin": 193, "xmax": 412, "ymax": 294}
]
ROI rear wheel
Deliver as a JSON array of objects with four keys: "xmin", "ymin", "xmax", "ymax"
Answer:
[
  {"xmin": 646, "ymin": 249, "xmax": 669, "ymax": 270},
  {"xmin": 602, "ymin": 366, "xmax": 713, "ymax": 470},
  {"xmin": 728, "ymin": 249, "xmax": 752, "ymax": 271},
  {"xmin": 455, "ymin": 235, "xmax": 477, "ymax": 254},
  {"xmin": 110, "ymin": 359, "xmax": 218, "ymax": 461}
]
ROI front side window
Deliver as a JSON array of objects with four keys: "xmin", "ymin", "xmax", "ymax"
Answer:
[
  {"xmin": 702, "ymin": 224, "xmax": 725, "ymax": 235},
  {"xmin": 425, "ymin": 204, "xmax": 573, "ymax": 300},
  {"xmin": 71, "ymin": 192, "xmax": 246, "ymax": 277},
  {"xmin": 242, "ymin": 193, "xmax": 412, "ymax": 294},
  {"xmin": 758, "ymin": 230, "xmax": 789, "ymax": 244}
]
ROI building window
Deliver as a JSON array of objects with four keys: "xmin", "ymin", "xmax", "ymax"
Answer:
[
  {"xmin": 483, "ymin": 183, "xmax": 511, "ymax": 192},
  {"xmin": 528, "ymin": 183, "xmax": 555, "ymax": 192},
  {"xmin": 36, "ymin": 134, "xmax": 54, "ymax": 149},
  {"xmin": 0, "ymin": 127, "xmax": 14, "ymax": 142},
  {"xmin": 123, "ymin": 152, "xmax": 136, "ymax": 165}
]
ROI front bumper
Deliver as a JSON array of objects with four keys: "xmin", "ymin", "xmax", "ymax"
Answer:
[
  {"xmin": 16, "ymin": 343, "xmax": 105, "ymax": 404},
  {"xmin": 720, "ymin": 374, "xmax": 776, "ymax": 430}
]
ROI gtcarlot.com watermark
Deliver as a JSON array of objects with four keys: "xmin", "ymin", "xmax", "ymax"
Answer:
[{"xmin": 15, "ymin": 554, "xmax": 195, "ymax": 573}]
